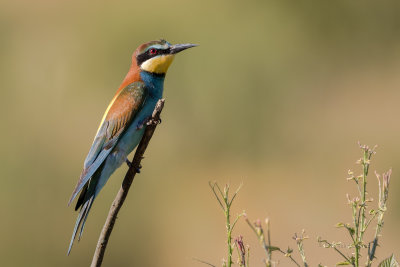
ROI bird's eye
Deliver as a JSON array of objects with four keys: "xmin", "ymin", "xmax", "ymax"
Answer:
[{"xmin": 149, "ymin": 48, "xmax": 157, "ymax": 55}]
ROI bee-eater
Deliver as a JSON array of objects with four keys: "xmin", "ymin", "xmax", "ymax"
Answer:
[{"xmin": 67, "ymin": 39, "xmax": 196, "ymax": 254}]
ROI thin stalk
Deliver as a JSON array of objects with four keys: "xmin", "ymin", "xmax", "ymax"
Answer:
[
  {"xmin": 266, "ymin": 219, "xmax": 272, "ymax": 266},
  {"xmin": 355, "ymin": 149, "xmax": 369, "ymax": 266},
  {"xmin": 226, "ymin": 204, "xmax": 233, "ymax": 267},
  {"xmin": 359, "ymin": 150, "xmax": 368, "ymax": 237},
  {"xmin": 367, "ymin": 169, "xmax": 391, "ymax": 266},
  {"xmin": 352, "ymin": 201, "xmax": 359, "ymax": 267},
  {"xmin": 209, "ymin": 183, "xmax": 242, "ymax": 267}
]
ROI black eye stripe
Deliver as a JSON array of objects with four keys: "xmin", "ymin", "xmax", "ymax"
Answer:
[{"xmin": 136, "ymin": 48, "xmax": 171, "ymax": 65}]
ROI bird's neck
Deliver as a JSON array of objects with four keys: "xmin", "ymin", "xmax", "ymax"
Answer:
[
  {"xmin": 140, "ymin": 71, "xmax": 165, "ymax": 99},
  {"xmin": 117, "ymin": 65, "xmax": 141, "ymax": 95}
]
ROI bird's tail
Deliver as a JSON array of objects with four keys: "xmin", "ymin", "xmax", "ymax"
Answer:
[
  {"xmin": 67, "ymin": 195, "xmax": 94, "ymax": 255},
  {"xmin": 68, "ymin": 167, "xmax": 102, "ymax": 255}
]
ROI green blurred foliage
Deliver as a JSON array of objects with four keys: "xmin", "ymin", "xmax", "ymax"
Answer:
[{"xmin": 0, "ymin": 0, "xmax": 399, "ymax": 266}]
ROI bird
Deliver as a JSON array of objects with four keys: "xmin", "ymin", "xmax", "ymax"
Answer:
[{"xmin": 67, "ymin": 39, "xmax": 197, "ymax": 254}]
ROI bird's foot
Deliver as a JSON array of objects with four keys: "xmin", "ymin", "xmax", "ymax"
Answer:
[
  {"xmin": 136, "ymin": 164, "xmax": 142, "ymax": 173},
  {"xmin": 147, "ymin": 117, "xmax": 162, "ymax": 126},
  {"xmin": 125, "ymin": 158, "xmax": 142, "ymax": 173},
  {"xmin": 125, "ymin": 158, "xmax": 132, "ymax": 168}
]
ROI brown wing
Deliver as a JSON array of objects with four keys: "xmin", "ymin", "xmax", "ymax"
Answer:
[{"xmin": 68, "ymin": 82, "xmax": 147, "ymax": 205}]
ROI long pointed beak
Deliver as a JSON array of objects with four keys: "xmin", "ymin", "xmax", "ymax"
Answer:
[{"xmin": 169, "ymin": 43, "xmax": 198, "ymax": 54}]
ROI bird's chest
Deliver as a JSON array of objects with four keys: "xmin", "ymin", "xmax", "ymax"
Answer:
[
  {"xmin": 112, "ymin": 74, "xmax": 164, "ymax": 164},
  {"xmin": 114, "ymin": 96, "xmax": 159, "ymax": 156}
]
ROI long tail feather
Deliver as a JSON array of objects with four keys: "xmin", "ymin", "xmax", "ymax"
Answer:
[
  {"xmin": 68, "ymin": 163, "xmax": 105, "ymax": 255},
  {"xmin": 75, "ymin": 184, "xmax": 88, "ymax": 211},
  {"xmin": 78, "ymin": 196, "xmax": 94, "ymax": 240},
  {"xmin": 67, "ymin": 199, "xmax": 90, "ymax": 255}
]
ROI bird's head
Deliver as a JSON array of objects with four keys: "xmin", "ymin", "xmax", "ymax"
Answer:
[{"xmin": 134, "ymin": 39, "xmax": 197, "ymax": 75}]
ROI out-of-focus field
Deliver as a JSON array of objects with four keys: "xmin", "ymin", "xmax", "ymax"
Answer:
[{"xmin": 0, "ymin": 1, "xmax": 399, "ymax": 266}]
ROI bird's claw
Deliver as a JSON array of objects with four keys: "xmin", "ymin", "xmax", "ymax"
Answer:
[
  {"xmin": 135, "ymin": 164, "xmax": 142, "ymax": 173},
  {"xmin": 125, "ymin": 158, "xmax": 132, "ymax": 168},
  {"xmin": 137, "ymin": 116, "xmax": 161, "ymax": 129},
  {"xmin": 146, "ymin": 117, "xmax": 162, "ymax": 126},
  {"xmin": 126, "ymin": 159, "xmax": 141, "ymax": 173}
]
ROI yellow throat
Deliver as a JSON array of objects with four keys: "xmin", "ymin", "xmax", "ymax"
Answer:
[{"xmin": 141, "ymin": 54, "xmax": 175, "ymax": 74}]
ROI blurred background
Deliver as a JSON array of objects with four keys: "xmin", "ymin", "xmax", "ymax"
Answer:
[{"xmin": 1, "ymin": 0, "xmax": 399, "ymax": 266}]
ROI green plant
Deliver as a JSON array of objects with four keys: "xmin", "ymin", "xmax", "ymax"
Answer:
[
  {"xmin": 199, "ymin": 144, "xmax": 396, "ymax": 267},
  {"xmin": 244, "ymin": 217, "xmax": 305, "ymax": 267},
  {"xmin": 319, "ymin": 143, "xmax": 394, "ymax": 266},
  {"xmin": 209, "ymin": 182, "xmax": 245, "ymax": 267}
]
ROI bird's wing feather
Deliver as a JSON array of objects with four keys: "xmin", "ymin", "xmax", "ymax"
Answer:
[{"xmin": 68, "ymin": 82, "xmax": 147, "ymax": 205}]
